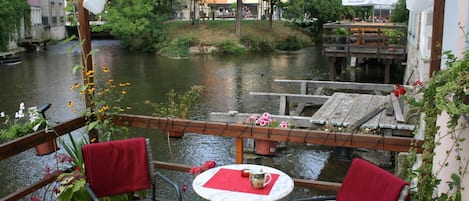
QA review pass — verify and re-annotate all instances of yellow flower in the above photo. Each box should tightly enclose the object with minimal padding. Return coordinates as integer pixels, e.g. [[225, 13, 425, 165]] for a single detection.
[[126, 106, 131, 110], [104, 88, 110, 92], [107, 79, 114, 84], [102, 66, 110, 73], [68, 101, 74, 108], [119, 82, 126, 87], [121, 90, 127, 94], [126, 82, 131, 86], [87, 87, 95, 94]]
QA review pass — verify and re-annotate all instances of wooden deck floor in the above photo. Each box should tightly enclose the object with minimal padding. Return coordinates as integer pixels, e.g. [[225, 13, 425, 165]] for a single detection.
[[311, 92, 414, 132]]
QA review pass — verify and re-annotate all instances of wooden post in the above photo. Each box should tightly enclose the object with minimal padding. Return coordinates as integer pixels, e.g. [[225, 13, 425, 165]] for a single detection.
[[77, 0, 93, 108], [329, 57, 336, 81], [235, 137, 244, 164], [384, 59, 391, 84], [77, 0, 98, 141], [429, 0, 445, 77]]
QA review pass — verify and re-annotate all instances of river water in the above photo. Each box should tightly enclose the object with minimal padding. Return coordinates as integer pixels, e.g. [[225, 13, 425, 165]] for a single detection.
[[0, 40, 391, 200]]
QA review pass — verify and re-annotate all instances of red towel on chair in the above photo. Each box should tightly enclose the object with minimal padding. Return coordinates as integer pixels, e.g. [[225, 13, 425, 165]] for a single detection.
[[336, 158, 408, 201], [82, 137, 152, 197]]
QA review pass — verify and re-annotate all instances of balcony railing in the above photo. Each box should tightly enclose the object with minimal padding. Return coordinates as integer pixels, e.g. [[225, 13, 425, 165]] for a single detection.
[[0, 114, 423, 201]]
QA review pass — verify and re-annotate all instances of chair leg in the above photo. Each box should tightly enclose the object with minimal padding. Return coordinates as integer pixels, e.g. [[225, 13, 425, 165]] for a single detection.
[[85, 184, 100, 201], [155, 171, 183, 201], [292, 195, 337, 201]]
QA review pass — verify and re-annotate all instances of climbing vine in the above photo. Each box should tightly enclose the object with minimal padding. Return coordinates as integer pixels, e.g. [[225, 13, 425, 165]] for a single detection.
[[0, 0, 30, 51], [405, 48, 469, 201]]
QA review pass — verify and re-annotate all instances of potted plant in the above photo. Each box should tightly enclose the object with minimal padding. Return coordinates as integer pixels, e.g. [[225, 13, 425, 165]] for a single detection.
[[332, 28, 349, 50], [0, 102, 57, 155], [145, 85, 205, 138], [246, 112, 289, 156]]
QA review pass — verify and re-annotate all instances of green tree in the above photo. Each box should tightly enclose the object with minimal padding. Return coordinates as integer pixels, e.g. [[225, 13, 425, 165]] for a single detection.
[[390, 0, 408, 22], [102, 0, 167, 52], [283, 0, 306, 19], [0, 0, 30, 51]]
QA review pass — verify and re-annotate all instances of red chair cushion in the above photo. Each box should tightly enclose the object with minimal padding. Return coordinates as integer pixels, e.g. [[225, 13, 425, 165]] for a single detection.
[[336, 158, 408, 201], [82, 137, 152, 197]]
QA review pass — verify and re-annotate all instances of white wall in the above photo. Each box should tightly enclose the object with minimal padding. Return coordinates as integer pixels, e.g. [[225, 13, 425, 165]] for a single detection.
[[434, 0, 469, 199]]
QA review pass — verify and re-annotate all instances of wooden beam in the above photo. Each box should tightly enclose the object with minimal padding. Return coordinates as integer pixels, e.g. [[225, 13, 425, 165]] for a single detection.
[[77, 0, 93, 108], [275, 79, 398, 92], [0, 117, 86, 160], [293, 178, 341, 192], [235, 138, 244, 164], [249, 92, 330, 105], [114, 114, 423, 153], [0, 171, 60, 201], [429, 0, 445, 77]]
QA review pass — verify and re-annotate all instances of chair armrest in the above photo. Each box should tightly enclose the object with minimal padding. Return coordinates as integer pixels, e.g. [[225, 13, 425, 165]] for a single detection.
[[155, 171, 183, 201], [292, 195, 337, 201], [85, 184, 99, 201]]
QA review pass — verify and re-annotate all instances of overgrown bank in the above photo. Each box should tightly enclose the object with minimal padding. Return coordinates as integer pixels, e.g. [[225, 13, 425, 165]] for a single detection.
[[159, 20, 313, 57]]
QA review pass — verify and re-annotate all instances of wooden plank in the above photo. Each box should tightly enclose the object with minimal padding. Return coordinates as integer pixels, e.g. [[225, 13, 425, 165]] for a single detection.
[[342, 94, 373, 127], [279, 95, 289, 115], [249, 92, 330, 105], [391, 94, 405, 122], [275, 80, 396, 92], [328, 93, 359, 126], [209, 112, 315, 128], [311, 93, 347, 124], [377, 96, 397, 129], [361, 95, 385, 129]]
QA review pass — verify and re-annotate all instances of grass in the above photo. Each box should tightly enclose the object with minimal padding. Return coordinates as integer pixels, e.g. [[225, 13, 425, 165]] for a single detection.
[[164, 20, 312, 46]]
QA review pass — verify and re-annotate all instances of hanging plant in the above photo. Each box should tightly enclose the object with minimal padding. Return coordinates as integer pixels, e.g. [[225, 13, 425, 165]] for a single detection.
[[405, 49, 469, 201]]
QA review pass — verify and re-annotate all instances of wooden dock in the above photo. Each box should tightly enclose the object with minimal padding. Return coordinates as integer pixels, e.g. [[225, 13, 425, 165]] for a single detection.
[[322, 22, 407, 83]]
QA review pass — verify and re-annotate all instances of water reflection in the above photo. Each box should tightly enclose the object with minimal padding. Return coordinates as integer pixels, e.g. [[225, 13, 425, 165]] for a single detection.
[[0, 40, 337, 200]]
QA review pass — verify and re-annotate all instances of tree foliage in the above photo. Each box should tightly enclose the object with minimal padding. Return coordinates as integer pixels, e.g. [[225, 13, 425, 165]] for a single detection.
[[390, 0, 408, 23], [102, 0, 167, 52], [0, 0, 30, 51]]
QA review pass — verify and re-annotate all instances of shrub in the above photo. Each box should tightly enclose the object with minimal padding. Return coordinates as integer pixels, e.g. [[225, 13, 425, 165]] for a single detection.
[[214, 40, 246, 55], [161, 35, 199, 58], [240, 34, 275, 53], [275, 35, 308, 51]]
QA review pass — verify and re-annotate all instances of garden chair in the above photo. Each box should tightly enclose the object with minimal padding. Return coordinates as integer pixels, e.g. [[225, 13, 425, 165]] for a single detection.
[[293, 158, 410, 201], [82, 137, 182, 201]]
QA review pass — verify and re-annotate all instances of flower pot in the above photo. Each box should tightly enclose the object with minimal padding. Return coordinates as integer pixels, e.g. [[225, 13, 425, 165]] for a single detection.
[[35, 139, 58, 156], [254, 140, 277, 156], [166, 130, 184, 138]]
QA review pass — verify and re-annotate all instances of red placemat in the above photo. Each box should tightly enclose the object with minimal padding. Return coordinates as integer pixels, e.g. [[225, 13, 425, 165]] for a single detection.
[[203, 168, 280, 195]]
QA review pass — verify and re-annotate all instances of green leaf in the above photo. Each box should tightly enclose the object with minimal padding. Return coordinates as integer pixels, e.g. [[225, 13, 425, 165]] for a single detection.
[[87, 121, 99, 131], [72, 64, 84, 74]]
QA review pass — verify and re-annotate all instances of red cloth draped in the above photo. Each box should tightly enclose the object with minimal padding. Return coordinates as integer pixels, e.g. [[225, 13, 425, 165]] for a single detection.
[[203, 168, 280, 195], [82, 137, 151, 197], [336, 158, 409, 201]]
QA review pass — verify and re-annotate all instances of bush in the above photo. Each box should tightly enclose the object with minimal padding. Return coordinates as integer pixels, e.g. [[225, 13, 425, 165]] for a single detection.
[[275, 35, 308, 51], [161, 35, 199, 58], [240, 34, 275, 53], [214, 40, 246, 55]]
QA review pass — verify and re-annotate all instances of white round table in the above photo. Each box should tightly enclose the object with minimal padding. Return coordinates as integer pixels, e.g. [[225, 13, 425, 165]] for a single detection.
[[192, 164, 294, 201]]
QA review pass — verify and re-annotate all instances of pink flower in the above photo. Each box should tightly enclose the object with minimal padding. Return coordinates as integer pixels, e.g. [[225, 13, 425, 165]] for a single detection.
[[413, 80, 424, 87], [182, 184, 188, 192], [280, 121, 288, 128], [202, 160, 216, 169]]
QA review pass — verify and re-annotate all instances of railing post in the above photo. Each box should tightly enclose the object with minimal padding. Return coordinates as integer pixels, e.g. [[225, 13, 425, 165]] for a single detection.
[[235, 137, 244, 164]]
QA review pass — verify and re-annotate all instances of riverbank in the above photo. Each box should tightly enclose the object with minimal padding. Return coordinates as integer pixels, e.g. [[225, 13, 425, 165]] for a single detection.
[[165, 20, 312, 46]]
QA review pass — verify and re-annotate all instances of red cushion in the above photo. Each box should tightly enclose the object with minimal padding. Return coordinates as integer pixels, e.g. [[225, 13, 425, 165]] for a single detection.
[[82, 137, 152, 197], [336, 158, 408, 201]]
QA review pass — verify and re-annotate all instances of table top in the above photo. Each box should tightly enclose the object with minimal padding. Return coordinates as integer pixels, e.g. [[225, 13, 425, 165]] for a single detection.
[[192, 164, 294, 201], [310, 92, 414, 131]]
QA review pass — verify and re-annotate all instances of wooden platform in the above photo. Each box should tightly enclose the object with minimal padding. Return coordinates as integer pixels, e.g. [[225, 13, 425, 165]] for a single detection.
[[311, 92, 414, 132]]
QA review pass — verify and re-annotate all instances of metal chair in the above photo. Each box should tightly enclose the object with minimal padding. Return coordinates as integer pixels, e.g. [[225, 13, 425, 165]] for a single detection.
[[82, 137, 182, 201], [293, 158, 410, 201]]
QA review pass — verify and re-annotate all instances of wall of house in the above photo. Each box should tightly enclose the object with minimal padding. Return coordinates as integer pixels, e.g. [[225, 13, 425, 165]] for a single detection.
[[433, 0, 469, 199]]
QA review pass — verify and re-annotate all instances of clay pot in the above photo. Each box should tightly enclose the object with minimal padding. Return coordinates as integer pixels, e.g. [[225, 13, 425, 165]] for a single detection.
[[254, 140, 277, 156], [35, 139, 58, 156], [166, 130, 184, 138]]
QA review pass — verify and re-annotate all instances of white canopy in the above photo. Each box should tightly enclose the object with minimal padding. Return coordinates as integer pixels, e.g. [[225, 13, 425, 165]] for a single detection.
[[406, 0, 433, 13]]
